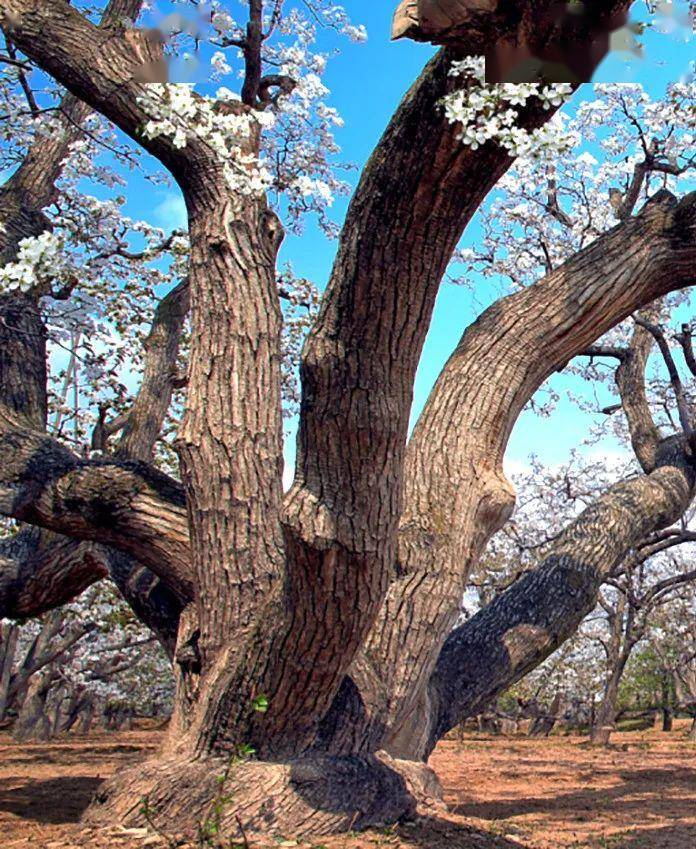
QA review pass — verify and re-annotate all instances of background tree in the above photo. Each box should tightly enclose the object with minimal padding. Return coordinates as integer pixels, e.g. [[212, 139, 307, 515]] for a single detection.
[[1, 582, 173, 739]]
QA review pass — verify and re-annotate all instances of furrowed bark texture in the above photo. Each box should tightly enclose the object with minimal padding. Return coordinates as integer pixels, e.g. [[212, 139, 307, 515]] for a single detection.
[[0, 416, 192, 595], [115, 278, 189, 463], [0, 293, 190, 601], [5, 0, 580, 761], [0, 271, 187, 648], [280, 49, 573, 756], [319, 189, 696, 758], [3, 0, 309, 757], [0, 292, 188, 654], [5, 0, 696, 836], [0, 285, 187, 647], [423, 448, 695, 757], [0, 527, 108, 618], [0, 0, 184, 646]]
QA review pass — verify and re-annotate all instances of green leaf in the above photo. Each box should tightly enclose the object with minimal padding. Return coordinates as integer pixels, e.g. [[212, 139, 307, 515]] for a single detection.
[[252, 694, 269, 713]]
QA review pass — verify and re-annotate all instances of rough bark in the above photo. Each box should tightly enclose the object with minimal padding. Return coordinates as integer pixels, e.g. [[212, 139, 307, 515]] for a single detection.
[[392, 0, 631, 84], [88, 750, 444, 838], [4, 0, 696, 837], [0, 408, 192, 593], [0, 0, 186, 643], [0, 620, 18, 720], [0, 528, 107, 617], [423, 436, 695, 758], [0, 286, 185, 651], [0, 291, 190, 595], [322, 189, 696, 758], [115, 279, 189, 462], [615, 324, 662, 473], [279, 50, 568, 757], [13, 666, 54, 740], [4, 0, 579, 762]]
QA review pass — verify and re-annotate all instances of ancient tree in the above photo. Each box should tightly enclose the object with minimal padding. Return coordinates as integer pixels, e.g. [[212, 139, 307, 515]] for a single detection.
[[0, 0, 695, 838]]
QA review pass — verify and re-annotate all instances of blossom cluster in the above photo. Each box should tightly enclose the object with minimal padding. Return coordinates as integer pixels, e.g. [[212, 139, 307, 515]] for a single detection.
[[138, 84, 275, 198], [0, 231, 66, 292], [442, 57, 574, 156]]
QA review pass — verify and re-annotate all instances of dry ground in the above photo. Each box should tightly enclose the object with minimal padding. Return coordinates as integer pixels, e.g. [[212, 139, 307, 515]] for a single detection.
[[1, 721, 695, 849]]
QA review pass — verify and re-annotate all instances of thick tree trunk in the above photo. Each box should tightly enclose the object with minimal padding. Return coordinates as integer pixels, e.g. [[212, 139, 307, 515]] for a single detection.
[[321, 190, 696, 759], [591, 672, 622, 746], [0, 621, 18, 721], [4, 0, 696, 838], [13, 667, 54, 741], [661, 678, 674, 732], [662, 706, 674, 732], [528, 692, 563, 737]]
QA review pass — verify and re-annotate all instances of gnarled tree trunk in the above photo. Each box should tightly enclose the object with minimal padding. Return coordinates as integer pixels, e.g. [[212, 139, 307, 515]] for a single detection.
[[2, 0, 695, 839]]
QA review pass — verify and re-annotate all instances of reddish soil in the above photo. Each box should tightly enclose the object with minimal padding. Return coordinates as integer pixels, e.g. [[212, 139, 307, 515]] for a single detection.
[[1, 721, 695, 848]]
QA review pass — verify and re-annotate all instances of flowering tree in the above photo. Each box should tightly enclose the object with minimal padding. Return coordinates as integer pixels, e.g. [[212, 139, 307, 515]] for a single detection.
[[0, 0, 695, 839], [1, 584, 173, 740]]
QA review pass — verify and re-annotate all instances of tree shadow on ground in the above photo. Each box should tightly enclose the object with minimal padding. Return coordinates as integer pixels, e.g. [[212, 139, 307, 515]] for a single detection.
[[392, 815, 525, 848], [616, 823, 696, 848], [0, 775, 103, 823], [449, 765, 696, 823]]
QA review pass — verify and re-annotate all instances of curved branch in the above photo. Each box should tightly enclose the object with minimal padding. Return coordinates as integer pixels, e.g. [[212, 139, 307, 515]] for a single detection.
[[633, 315, 694, 439], [0, 528, 181, 656], [0, 527, 108, 618], [323, 189, 696, 756], [615, 322, 661, 473], [273, 49, 574, 754], [425, 436, 696, 757], [115, 278, 190, 462], [0, 409, 192, 599]]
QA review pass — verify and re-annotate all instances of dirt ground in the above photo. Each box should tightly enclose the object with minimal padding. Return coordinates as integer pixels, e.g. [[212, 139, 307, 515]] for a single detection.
[[1, 721, 695, 849]]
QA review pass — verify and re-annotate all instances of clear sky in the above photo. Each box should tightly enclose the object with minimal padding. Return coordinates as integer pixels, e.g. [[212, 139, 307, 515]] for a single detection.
[[122, 0, 694, 487]]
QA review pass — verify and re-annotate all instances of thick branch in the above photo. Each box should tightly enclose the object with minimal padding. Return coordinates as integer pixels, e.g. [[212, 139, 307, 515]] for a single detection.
[[0, 527, 181, 656], [426, 435, 696, 756], [276, 49, 572, 756], [325, 189, 696, 757], [115, 279, 190, 461], [0, 527, 108, 618], [615, 322, 661, 473], [0, 409, 192, 599]]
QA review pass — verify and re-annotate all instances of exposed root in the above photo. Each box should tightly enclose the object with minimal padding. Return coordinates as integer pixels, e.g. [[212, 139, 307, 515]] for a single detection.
[[85, 750, 444, 840]]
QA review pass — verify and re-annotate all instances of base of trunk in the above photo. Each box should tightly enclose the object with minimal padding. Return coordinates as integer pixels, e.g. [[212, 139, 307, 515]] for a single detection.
[[590, 725, 613, 746], [85, 750, 445, 839]]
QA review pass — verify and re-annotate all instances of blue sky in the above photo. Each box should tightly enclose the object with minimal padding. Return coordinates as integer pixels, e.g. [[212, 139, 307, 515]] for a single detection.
[[126, 1, 694, 486]]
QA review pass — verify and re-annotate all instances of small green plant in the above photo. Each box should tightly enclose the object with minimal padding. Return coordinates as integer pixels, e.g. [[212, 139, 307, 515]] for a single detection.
[[139, 795, 179, 849], [251, 694, 269, 713], [196, 690, 269, 847], [196, 745, 255, 847]]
